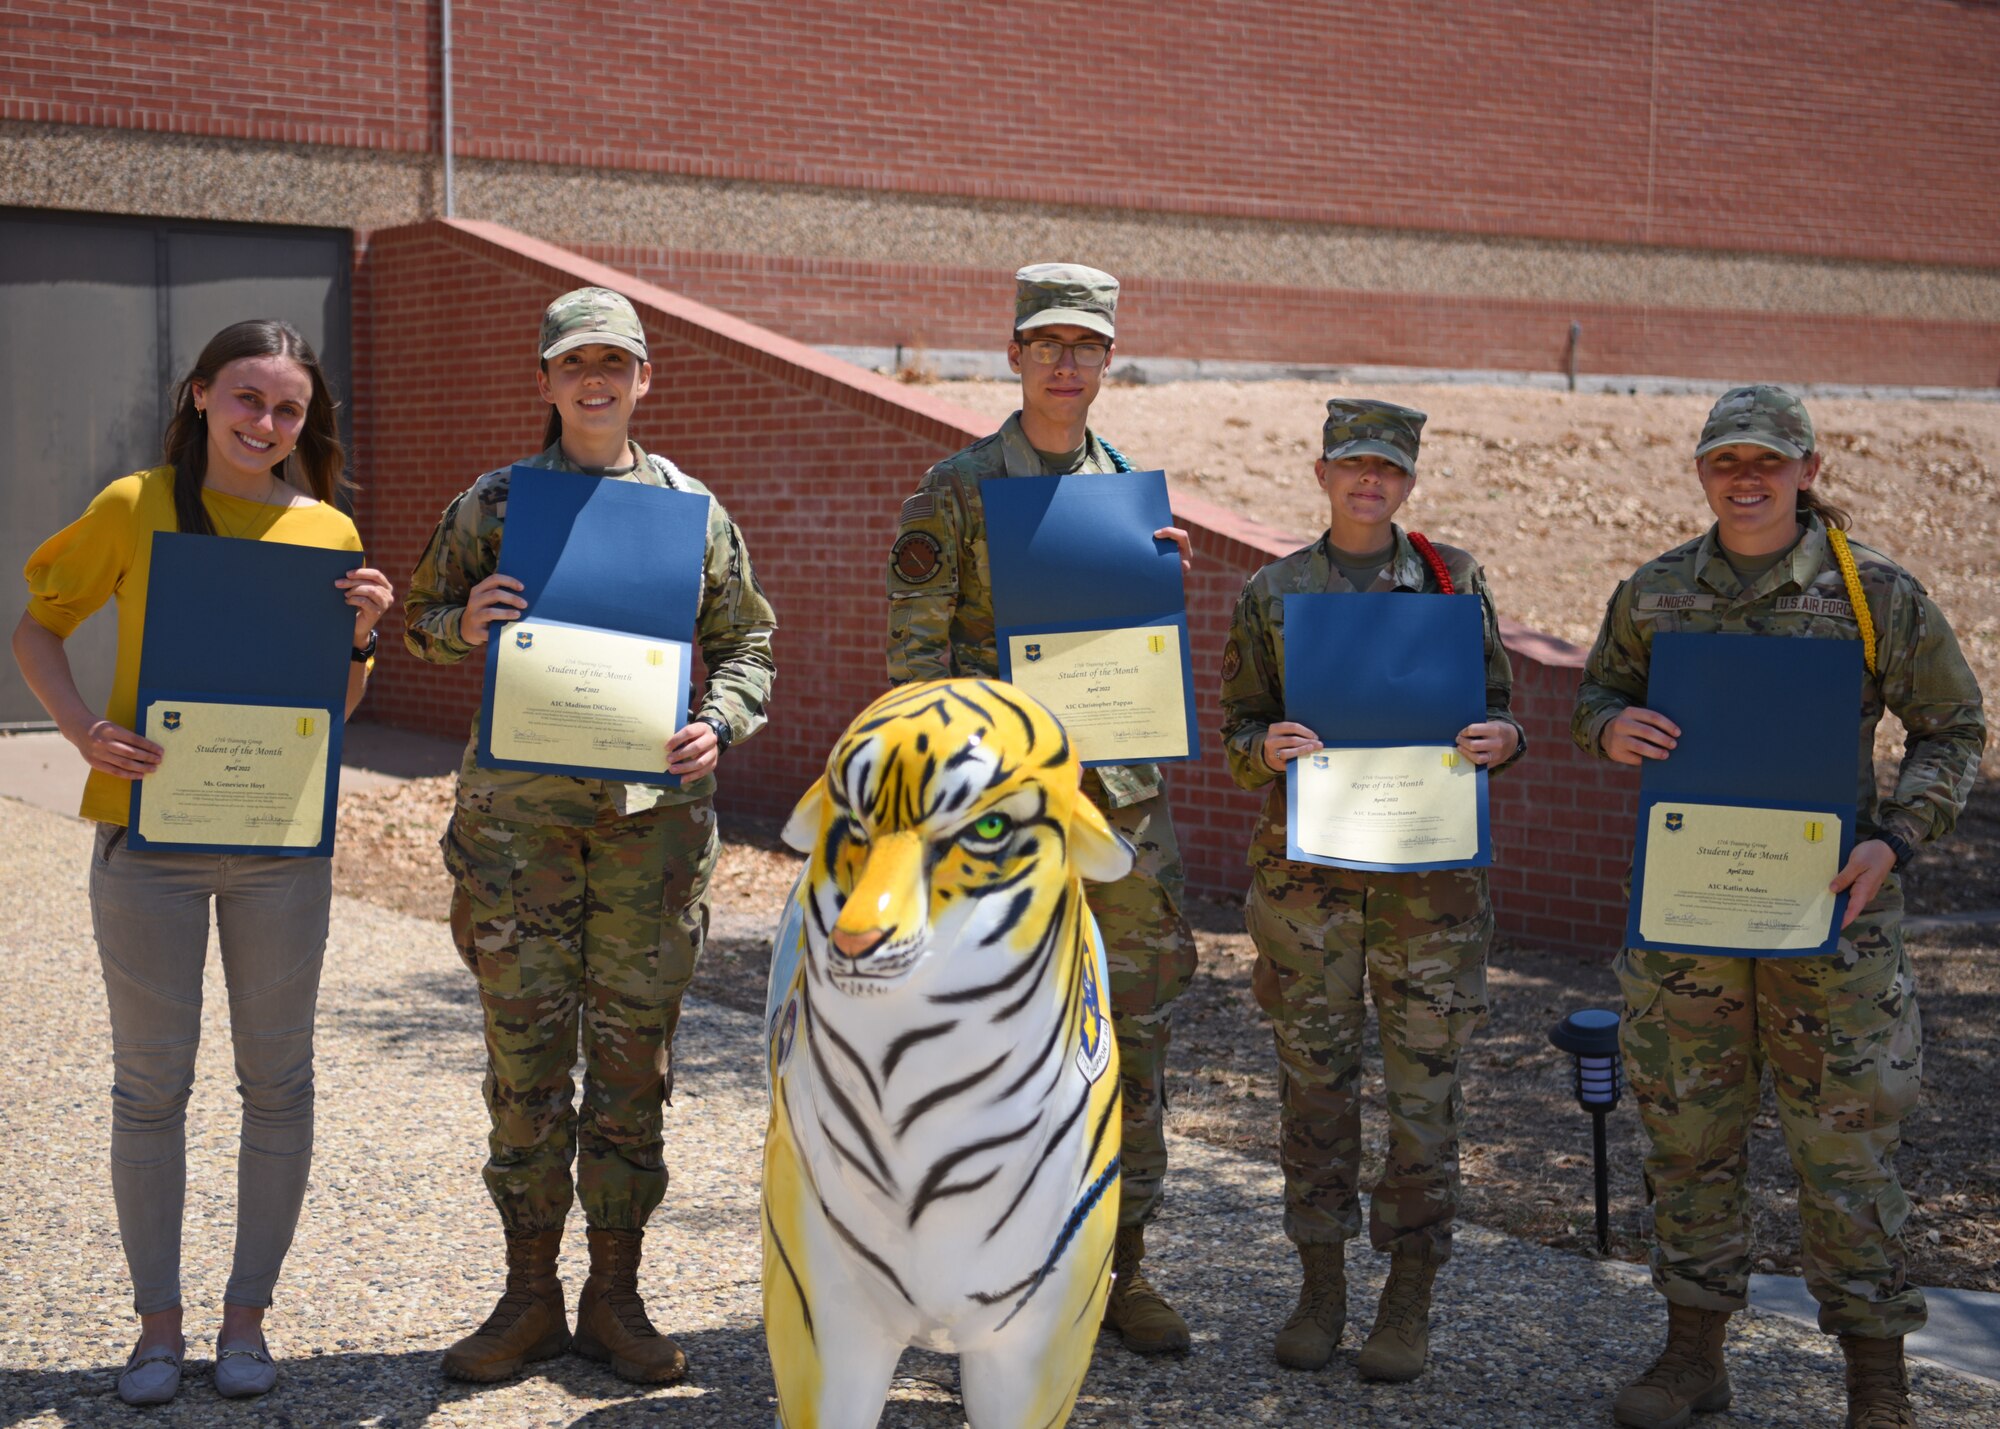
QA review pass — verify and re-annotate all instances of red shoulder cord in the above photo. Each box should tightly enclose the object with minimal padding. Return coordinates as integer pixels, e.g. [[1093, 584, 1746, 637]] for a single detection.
[[1406, 532, 1454, 594]]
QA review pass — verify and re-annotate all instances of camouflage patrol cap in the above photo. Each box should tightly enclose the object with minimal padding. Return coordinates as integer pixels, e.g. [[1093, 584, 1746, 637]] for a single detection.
[[539, 286, 648, 362], [1013, 263, 1117, 340], [1322, 398, 1427, 475], [1695, 384, 1815, 460]]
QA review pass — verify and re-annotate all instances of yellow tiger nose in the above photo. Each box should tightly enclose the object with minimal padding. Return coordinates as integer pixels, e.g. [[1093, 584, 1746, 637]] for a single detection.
[[830, 830, 923, 961]]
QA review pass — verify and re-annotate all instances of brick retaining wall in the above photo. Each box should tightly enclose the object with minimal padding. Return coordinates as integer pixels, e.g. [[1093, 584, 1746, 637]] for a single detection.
[[352, 219, 1641, 952]]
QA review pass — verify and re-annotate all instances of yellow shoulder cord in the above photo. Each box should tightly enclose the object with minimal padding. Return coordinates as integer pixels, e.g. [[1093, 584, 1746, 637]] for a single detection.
[[1826, 527, 1878, 677]]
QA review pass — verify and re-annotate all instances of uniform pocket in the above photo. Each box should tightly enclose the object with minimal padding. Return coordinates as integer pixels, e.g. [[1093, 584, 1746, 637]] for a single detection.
[[443, 814, 520, 992], [1394, 914, 1492, 1052], [1817, 946, 1922, 1133]]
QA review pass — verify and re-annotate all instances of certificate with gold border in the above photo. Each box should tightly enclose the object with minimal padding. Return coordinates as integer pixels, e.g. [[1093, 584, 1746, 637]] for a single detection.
[[1626, 633, 1863, 958], [1002, 624, 1191, 765], [129, 696, 337, 854], [487, 622, 690, 778], [1290, 744, 1484, 868], [1633, 801, 1846, 954]]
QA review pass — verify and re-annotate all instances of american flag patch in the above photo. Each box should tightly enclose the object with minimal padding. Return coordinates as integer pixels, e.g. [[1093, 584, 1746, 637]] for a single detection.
[[900, 491, 935, 524]]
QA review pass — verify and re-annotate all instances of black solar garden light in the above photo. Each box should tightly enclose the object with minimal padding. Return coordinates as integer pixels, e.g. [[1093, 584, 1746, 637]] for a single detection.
[[1548, 1007, 1622, 1255]]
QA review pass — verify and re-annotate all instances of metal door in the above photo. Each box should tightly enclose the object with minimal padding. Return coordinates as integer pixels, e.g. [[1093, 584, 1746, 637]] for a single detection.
[[0, 211, 350, 724]]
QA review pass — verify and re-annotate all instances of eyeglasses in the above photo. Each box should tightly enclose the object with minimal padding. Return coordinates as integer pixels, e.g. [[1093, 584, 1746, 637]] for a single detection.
[[1018, 338, 1111, 369]]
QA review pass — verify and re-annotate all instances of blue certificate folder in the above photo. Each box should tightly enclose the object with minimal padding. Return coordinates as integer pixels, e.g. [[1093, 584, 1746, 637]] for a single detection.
[[983, 469, 1198, 765], [1627, 633, 1863, 957], [476, 466, 706, 784], [1281, 592, 1490, 871], [129, 532, 357, 856]]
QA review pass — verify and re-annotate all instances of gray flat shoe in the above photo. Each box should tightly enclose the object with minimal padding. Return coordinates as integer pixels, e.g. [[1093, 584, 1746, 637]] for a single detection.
[[117, 1343, 184, 1405], [214, 1339, 277, 1398]]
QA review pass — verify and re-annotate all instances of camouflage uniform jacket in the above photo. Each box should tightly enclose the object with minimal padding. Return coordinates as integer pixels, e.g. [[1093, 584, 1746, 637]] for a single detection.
[[886, 410, 1160, 808], [404, 440, 777, 825], [1572, 515, 1985, 847], [1220, 526, 1524, 861]]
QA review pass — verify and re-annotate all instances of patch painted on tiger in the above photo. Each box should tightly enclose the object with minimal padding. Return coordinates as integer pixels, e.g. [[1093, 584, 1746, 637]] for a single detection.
[[1773, 594, 1856, 620], [1076, 951, 1110, 1084], [1220, 638, 1242, 682], [900, 491, 935, 523], [891, 530, 944, 584], [772, 998, 798, 1072]]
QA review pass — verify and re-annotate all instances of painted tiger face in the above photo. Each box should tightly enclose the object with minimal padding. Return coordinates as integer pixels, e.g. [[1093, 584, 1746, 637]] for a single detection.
[[782, 679, 1133, 993]]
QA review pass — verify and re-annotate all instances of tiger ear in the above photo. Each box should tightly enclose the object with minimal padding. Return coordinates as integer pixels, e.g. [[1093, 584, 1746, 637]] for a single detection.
[[782, 776, 829, 854], [1070, 793, 1135, 884]]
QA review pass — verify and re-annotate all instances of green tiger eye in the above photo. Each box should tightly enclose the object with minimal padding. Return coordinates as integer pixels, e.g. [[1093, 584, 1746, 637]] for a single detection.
[[972, 814, 1010, 840]]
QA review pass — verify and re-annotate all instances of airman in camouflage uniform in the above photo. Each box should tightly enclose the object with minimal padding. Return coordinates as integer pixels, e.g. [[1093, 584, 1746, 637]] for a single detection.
[[885, 263, 1202, 1354], [1221, 398, 1523, 1379], [405, 287, 776, 1386], [1574, 386, 1984, 1429]]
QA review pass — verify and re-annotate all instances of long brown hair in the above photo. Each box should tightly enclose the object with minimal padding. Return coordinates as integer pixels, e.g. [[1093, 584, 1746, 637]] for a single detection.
[[161, 320, 347, 536], [1799, 484, 1853, 532], [542, 361, 563, 449]]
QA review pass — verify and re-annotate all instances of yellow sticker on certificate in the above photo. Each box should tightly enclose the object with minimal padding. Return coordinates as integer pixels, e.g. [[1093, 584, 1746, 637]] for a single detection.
[[1293, 744, 1480, 864], [1004, 625, 1191, 764], [489, 622, 686, 774], [1638, 801, 1841, 951], [139, 700, 332, 848]]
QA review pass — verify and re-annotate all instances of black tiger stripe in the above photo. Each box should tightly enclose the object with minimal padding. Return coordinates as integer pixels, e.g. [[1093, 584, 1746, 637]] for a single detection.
[[894, 1050, 1010, 1137], [990, 1008, 1064, 1103], [805, 1010, 896, 1190], [982, 683, 1043, 750], [908, 1117, 1038, 1227], [821, 1197, 916, 1306], [880, 1018, 958, 1083], [981, 1078, 1091, 1244], [927, 905, 1053, 1005], [1073, 1240, 1116, 1327], [1078, 1082, 1120, 1192], [976, 886, 1035, 947], [761, 1202, 816, 1344], [992, 916, 1063, 1023], [823, 1123, 896, 1200], [814, 1001, 883, 1110]]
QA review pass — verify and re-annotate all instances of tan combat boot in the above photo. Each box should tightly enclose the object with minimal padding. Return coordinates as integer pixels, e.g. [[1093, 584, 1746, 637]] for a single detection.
[[1273, 1241, 1347, 1370], [573, 1228, 688, 1384], [1613, 1302, 1733, 1428], [1102, 1226, 1191, 1354], [440, 1229, 570, 1382], [1355, 1252, 1438, 1382], [1840, 1334, 1915, 1429]]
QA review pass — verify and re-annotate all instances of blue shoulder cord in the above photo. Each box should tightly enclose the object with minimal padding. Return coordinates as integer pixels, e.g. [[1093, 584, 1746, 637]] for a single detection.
[[1097, 438, 1134, 474]]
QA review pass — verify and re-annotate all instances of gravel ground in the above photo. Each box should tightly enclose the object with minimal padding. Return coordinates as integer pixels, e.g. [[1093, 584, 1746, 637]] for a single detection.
[[4, 794, 1995, 1428]]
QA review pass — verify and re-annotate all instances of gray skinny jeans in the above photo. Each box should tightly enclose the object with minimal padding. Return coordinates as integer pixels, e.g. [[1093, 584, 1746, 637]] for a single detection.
[[88, 823, 329, 1313]]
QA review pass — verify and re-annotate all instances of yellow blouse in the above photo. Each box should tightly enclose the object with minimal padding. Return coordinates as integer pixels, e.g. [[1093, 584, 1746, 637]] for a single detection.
[[23, 466, 363, 825]]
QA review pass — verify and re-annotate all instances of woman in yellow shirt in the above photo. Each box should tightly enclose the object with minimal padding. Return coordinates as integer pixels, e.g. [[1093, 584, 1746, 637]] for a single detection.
[[11, 320, 392, 1405]]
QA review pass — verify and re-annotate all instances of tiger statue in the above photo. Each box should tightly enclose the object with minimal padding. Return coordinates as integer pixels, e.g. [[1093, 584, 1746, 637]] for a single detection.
[[761, 679, 1132, 1429]]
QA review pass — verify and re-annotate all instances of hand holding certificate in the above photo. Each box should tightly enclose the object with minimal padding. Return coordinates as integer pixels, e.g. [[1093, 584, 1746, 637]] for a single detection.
[[1627, 633, 1862, 957], [1281, 592, 1491, 871], [129, 533, 357, 855], [984, 469, 1198, 766], [477, 467, 708, 784]]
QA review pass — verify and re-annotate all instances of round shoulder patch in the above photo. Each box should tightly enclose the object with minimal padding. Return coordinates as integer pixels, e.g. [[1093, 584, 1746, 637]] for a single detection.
[[891, 530, 944, 585], [1220, 638, 1243, 681]]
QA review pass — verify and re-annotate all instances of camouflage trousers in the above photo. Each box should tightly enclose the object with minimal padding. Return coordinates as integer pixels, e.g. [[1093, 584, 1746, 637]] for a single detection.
[[1090, 789, 1201, 1227], [443, 801, 719, 1235], [1245, 858, 1492, 1260], [1617, 894, 1926, 1337]]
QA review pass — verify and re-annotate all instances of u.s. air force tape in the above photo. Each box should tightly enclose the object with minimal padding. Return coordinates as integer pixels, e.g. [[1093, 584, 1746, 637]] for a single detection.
[[891, 531, 944, 584]]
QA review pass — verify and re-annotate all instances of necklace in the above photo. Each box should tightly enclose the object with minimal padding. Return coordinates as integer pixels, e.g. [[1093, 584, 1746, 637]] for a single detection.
[[205, 471, 284, 539]]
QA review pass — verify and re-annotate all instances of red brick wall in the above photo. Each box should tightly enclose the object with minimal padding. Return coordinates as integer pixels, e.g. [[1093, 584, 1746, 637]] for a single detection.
[[584, 245, 2000, 390], [351, 219, 1639, 951], [8, 1, 1998, 267]]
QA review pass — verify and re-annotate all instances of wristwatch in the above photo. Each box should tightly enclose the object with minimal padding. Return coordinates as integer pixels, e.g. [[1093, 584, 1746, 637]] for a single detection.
[[1878, 830, 1916, 869], [351, 628, 379, 663], [699, 714, 732, 753]]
